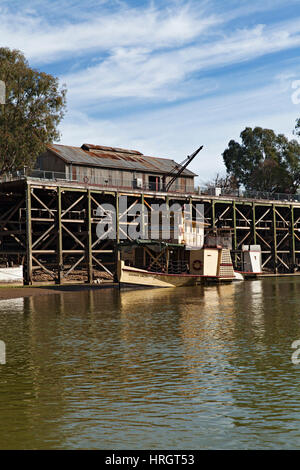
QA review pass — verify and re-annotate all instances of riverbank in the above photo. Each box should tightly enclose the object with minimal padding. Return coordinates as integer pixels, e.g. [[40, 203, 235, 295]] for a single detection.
[[0, 281, 118, 300]]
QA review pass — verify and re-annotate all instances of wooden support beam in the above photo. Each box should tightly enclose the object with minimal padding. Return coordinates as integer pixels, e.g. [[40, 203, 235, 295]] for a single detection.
[[116, 192, 120, 244], [237, 231, 250, 249], [0, 199, 24, 228], [31, 190, 55, 217], [2, 226, 25, 248], [255, 231, 272, 249], [141, 193, 146, 239], [233, 201, 237, 266], [275, 207, 289, 227], [61, 223, 85, 248], [32, 256, 56, 279], [32, 224, 55, 249], [212, 200, 216, 231], [165, 246, 169, 273], [262, 255, 272, 268], [0, 251, 26, 255], [57, 187, 63, 284], [143, 199, 153, 212], [294, 231, 300, 243], [64, 255, 85, 277], [276, 232, 289, 249], [276, 254, 290, 271], [215, 206, 230, 225], [61, 194, 84, 218], [25, 184, 32, 285], [0, 230, 25, 237], [92, 255, 113, 277], [62, 250, 85, 253], [252, 203, 256, 245], [87, 189, 93, 283], [235, 206, 251, 225], [272, 204, 277, 273], [291, 205, 296, 271], [255, 208, 271, 226]]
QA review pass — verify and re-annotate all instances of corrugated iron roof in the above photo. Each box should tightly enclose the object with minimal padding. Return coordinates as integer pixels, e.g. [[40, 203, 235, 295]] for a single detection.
[[81, 143, 143, 155], [47, 144, 197, 177]]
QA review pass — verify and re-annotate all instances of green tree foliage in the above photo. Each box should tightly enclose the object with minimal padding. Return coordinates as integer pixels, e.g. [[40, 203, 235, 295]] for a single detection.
[[0, 48, 66, 175], [222, 127, 300, 193], [296, 118, 300, 137]]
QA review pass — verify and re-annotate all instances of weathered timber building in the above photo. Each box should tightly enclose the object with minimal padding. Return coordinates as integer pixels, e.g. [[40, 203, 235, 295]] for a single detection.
[[35, 143, 196, 193], [0, 142, 300, 285]]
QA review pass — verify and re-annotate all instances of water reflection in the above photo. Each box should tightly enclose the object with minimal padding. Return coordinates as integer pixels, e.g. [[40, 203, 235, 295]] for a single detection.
[[0, 279, 300, 449], [0, 297, 24, 312]]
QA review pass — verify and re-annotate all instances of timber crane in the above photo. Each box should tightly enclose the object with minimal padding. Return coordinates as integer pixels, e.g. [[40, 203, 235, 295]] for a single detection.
[[163, 145, 203, 192]]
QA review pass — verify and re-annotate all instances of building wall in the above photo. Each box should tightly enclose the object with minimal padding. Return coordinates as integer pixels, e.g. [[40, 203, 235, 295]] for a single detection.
[[66, 165, 194, 191], [72, 166, 135, 187], [36, 151, 195, 191], [35, 151, 66, 174]]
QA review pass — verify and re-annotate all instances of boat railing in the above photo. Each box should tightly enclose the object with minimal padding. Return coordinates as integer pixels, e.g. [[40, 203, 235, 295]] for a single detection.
[[168, 260, 189, 274], [145, 260, 189, 274]]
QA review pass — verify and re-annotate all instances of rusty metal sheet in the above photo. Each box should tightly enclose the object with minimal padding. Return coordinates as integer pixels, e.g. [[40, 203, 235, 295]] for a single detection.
[[48, 144, 197, 177], [82, 143, 143, 155]]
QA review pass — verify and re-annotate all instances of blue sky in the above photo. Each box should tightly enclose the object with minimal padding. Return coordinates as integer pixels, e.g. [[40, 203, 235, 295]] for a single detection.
[[1, 0, 300, 185]]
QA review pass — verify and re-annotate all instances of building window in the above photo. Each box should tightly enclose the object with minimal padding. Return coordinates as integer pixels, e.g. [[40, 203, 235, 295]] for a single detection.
[[149, 175, 161, 191]]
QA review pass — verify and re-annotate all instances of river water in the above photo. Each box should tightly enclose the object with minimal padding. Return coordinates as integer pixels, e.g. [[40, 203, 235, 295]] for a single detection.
[[0, 278, 300, 449]]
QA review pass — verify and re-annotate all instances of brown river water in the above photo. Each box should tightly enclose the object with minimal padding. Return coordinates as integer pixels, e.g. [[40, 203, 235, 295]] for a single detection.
[[0, 278, 300, 449]]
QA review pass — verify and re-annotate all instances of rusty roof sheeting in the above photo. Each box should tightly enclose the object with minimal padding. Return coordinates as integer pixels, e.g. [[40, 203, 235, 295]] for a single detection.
[[47, 144, 197, 176], [81, 143, 143, 155]]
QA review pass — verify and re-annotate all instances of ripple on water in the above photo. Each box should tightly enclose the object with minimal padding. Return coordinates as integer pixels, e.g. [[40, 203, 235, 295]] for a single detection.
[[0, 281, 300, 448]]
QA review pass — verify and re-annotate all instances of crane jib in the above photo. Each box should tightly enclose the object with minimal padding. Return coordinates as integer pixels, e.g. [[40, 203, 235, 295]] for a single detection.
[[164, 145, 203, 192]]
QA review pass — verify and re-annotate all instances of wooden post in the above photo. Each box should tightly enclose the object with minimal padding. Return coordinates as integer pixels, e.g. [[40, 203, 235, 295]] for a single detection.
[[116, 192, 120, 244], [114, 191, 120, 281], [233, 201, 237, 267], [212, 200, 216, 231], [25, 183, 32, 285], [87, 189, 93, 283], [56, 187, 63, 284], [252, 202, 257, 245], [291, 204, 296, 272], [273, 204, 277, 273], [166, 195, 169, 241], [141, 193, 145, 239], [166, 246, 169, 273]]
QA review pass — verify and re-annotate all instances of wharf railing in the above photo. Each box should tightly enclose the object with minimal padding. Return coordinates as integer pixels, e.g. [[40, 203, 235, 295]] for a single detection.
[[0, 169, 195, 194], [218, 188, 300, 202], [1, 169, 300, 202]]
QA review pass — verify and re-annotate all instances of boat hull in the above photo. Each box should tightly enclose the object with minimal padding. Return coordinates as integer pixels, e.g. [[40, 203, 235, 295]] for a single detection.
[[117, 261, 236, 288]]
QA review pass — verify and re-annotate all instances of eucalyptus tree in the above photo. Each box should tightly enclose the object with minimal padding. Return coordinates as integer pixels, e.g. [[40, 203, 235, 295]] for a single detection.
[[0, 47, 67, 175], [222, 127, 300, 194], [296, 118, 300, 137]]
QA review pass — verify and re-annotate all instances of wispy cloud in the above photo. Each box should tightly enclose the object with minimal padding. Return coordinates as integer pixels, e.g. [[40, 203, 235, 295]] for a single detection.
[[60, 76, 300, 183], [1, 0, 299, 178], [63, 18, 300, 105], [0, 2, 219, 63], [2, 0, 300, 105]]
